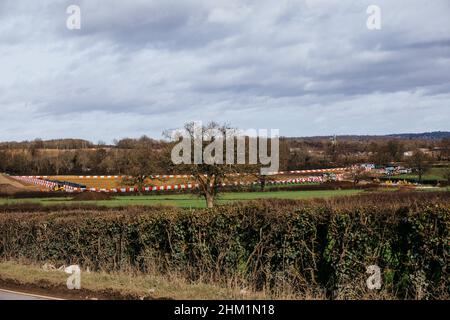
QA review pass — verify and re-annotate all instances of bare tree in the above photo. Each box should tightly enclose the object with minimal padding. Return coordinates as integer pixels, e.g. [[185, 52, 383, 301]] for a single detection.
[[408, 150, 430, 183], [163, 122, 258, 208], [121, 143, 161, 193], [349, 166, 368, 186]]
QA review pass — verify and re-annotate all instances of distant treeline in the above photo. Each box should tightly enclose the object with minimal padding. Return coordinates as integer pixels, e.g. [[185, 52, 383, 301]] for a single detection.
[[0, 136, 165, 150], [0, 138, 94, 150], [0, 136, 449, 175]]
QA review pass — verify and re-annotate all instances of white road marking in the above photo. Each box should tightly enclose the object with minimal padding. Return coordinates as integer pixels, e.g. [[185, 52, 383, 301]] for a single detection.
[[0, 288, 64, 300]]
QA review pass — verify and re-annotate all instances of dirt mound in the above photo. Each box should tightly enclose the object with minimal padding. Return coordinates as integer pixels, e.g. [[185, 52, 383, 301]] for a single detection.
[[0, 184, 23, 195], [0, 174, 41, 192], [72, 192, 112, 201]]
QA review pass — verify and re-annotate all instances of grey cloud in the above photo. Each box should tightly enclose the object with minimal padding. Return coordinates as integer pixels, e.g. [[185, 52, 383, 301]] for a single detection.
[[0, 0, 449, 142]]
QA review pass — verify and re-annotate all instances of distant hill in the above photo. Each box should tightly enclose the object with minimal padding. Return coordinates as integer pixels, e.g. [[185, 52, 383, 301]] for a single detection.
[[385, 131, 450, 140], [286, 131, 450, 141], [1, 132, 449, 146]]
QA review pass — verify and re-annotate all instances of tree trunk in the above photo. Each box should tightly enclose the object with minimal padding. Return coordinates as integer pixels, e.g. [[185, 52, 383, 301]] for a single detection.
[[260, 177, 266, 192], [205, 193, 214, 208]]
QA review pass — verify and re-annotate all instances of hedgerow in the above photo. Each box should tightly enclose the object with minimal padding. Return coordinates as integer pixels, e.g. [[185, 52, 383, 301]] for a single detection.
[[0, 192, 448, 299]]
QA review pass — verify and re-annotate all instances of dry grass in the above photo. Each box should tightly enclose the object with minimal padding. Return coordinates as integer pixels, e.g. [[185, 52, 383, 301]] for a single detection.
[[0, 260, 277, 300], [0, 261, 398, 300]]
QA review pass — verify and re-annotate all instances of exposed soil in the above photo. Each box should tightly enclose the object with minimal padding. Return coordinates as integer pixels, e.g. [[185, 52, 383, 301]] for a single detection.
[[0, 184, 24, 195], [72, 192, 113, 201], [0, 174, 41, 195], [0, 174, 27, 188]]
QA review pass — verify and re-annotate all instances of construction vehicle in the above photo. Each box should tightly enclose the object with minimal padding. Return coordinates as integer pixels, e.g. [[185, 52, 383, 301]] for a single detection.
[[46, 179, 86, 192], [53, 185, 65, 192]]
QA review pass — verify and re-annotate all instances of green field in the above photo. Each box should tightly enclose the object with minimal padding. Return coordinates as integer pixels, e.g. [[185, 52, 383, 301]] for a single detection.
[[0, 189, 363, 208], [389, 167, 449, 181]]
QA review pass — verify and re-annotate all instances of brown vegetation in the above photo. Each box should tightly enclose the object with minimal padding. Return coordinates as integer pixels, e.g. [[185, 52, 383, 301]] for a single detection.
[[1, 135, 449, 176]]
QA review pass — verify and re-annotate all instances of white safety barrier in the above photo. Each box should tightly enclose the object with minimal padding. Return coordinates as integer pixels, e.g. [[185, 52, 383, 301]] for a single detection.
[[11, 176, 80, 193], [11, 175, 325, 193], [12, 166, 350, 193]]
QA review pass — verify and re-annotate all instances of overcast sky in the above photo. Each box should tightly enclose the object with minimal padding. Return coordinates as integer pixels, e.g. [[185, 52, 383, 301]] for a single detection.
[[0, 0, 449, 142]]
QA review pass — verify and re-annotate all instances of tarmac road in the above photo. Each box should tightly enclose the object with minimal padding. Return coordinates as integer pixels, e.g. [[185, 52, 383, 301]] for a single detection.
[[0, 288, 60, 300]]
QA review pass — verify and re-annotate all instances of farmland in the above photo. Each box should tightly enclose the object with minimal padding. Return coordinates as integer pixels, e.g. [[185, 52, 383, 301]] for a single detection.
[[2, 165, 448, 208], [0, 189, 363, 208]]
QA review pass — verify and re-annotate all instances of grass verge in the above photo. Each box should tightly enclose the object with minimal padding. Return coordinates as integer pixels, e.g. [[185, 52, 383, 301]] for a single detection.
[[0, 261, 274, 300]]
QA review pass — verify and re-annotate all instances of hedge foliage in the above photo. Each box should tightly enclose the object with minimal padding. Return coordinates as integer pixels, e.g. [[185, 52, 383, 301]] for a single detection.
[[0, 192, 449, 299]]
